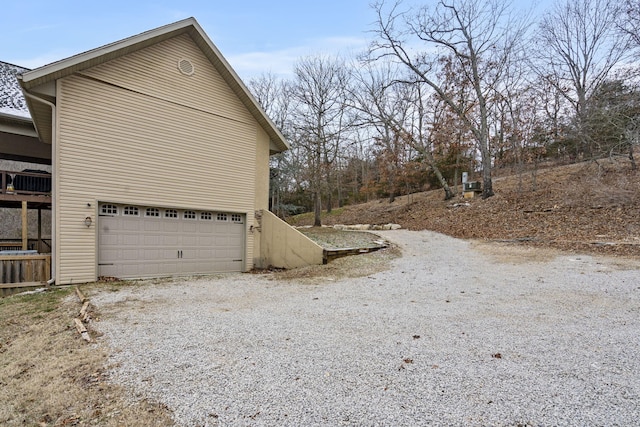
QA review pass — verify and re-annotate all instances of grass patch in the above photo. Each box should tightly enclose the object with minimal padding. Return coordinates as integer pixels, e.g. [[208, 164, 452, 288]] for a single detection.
[[0, 286, 173, 426], [0, 288, 71, 319]]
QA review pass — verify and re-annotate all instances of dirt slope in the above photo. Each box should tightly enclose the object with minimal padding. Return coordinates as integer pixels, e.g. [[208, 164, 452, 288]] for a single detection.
[[290, 159, 640, 257]]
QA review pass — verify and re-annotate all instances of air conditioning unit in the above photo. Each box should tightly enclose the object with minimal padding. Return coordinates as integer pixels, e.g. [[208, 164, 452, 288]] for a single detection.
[[463, 181, 481, 192]]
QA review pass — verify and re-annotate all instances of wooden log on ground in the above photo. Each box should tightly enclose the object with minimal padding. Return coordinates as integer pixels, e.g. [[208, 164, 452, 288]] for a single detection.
[[74, 318, 91, 342], [75, 286, 87, 303], [80, 301, 90, 322]]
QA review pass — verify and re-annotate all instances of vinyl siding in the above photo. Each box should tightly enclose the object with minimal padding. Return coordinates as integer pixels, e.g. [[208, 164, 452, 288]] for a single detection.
[[54, 36, 264, 284], [255, 126, 270, 211], [252, 126, 271, 260], [80, 33, 254, 125]]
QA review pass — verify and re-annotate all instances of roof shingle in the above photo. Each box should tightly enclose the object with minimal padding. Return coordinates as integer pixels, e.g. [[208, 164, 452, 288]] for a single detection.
[[0, 61, 31, 119]]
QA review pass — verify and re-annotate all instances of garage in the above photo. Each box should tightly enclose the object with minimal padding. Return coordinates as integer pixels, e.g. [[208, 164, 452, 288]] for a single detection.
[[98, 203, 245, 279]]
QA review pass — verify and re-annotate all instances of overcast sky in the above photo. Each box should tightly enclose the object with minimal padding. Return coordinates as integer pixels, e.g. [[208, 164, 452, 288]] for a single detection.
[[1, 0, 546, 80]]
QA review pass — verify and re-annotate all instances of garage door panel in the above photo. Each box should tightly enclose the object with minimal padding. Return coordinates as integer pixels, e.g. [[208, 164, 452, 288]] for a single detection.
[[160, 261, 180, 275], [122, 248, 139, 258], [162, 249, 178, 258], [182, 236, 198, 246], [198, 236, 214, 245], [100, 235, 119, 246], [142, 249, 163, 260], [141, 263, 160, 276], [99, 247, 120, 258], [122, 235, 141, 246], [99, 264, 118, 278], [164, 222, 179, 232], [198, 249, 214, 258], [214, 248, 230, 258], [143, 235, 163, 245], [182, 222, 197, 232], [197, 222, 214, 233], [122, 220, 140, 231], [229, 261, 243, 269], [163, 235, 180, 245], [98, 203, 245, 279], [143, 221, 162, 231], [214, 236, 229, 245]]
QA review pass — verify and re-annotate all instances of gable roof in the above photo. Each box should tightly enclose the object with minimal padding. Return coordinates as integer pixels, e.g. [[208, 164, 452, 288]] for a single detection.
[[18, 17, 289, 152], [0, 61, 31, 122]]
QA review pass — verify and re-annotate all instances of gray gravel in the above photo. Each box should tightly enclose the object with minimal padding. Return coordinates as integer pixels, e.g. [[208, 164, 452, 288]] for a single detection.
[[91, 230, 640, 426]]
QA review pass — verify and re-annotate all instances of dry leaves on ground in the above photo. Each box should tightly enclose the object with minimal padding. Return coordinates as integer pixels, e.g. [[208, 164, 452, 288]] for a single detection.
[[291, 159, 640, 258]]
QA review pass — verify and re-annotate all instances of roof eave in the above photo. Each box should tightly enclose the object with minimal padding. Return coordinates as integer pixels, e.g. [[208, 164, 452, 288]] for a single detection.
[[20, 18, 198, 90], [19, 17, 290, 152], [0, 110, 33, 124], [185, 22, 289, 152]]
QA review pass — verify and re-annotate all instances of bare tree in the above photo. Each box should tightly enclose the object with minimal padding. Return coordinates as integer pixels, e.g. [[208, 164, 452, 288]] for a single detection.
[[248, 73, 295, 217], [368, 0, 527, 198], [291, 55, 351, 226], [248, 72, 293, 132], [406, 80, 456, 199], [350, 61, 456, 200], [620, 0, 640, 49], [533, 0, 630, 157]]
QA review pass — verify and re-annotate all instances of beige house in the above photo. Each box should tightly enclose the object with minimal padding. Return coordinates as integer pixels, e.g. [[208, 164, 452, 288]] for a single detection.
[[10, 17, 322, 285]]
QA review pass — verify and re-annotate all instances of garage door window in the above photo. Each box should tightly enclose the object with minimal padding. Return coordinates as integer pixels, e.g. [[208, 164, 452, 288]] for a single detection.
[[165, 209, 178, 218], [145, 208, 160, 217], [231, 214, 243, 223], [217, 213, 227, 221], [101, 204, 118, 215], [200, 212, 212, 220], [123, 206, 139, 216], [184, 210, 196, 220]]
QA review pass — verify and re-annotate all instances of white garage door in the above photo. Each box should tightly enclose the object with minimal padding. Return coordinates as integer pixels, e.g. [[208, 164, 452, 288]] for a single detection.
[[98, 203, 245, 279]]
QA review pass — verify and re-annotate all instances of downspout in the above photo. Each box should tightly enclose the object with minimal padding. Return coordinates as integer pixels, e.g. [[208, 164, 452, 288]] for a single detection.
[[20, 88, 56, 286]]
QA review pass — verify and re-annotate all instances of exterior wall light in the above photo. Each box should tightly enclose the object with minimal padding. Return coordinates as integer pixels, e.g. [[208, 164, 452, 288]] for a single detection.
[[84, 216, 93, 227]]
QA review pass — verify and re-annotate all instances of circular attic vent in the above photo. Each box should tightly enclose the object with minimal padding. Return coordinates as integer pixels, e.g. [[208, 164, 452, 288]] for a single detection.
[[178, 58, 195, 76]]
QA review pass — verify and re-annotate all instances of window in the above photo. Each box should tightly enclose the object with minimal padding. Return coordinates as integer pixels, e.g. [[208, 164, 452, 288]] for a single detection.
[[100, 204, 118, 215], [165, 209, 178, 218], [216, 213, 228, 221], [231, 214, 243, 223], [145, 208, 160, 217], [184, 210, 196, 219], [123, 206, 139, 216], [200, 212, 212, 220]]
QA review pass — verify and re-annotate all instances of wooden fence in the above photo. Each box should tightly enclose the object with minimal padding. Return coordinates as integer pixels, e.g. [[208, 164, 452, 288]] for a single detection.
[[0, 254, 51, 287]]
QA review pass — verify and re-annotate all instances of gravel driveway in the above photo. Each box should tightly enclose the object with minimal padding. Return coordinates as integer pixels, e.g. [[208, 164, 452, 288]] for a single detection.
[[92, 230, 640, 426]]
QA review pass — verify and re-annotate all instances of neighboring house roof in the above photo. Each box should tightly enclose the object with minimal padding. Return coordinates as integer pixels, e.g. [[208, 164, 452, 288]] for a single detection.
[[18, 17, 289, 153], [0, 61, 31, 121]]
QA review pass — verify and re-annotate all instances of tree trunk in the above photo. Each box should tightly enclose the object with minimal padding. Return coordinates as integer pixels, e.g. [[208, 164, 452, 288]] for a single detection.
[[453, 151, 460, 196], [337, 168, 344, 208], [408, 139, 454, 200], [481, 148, 494, 199], [431, 164, 453, 200], [388, 167, 396, 203], [314, 191, 322, 227], [531, 156, 539, 192], [482, 171, 494, 199]]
